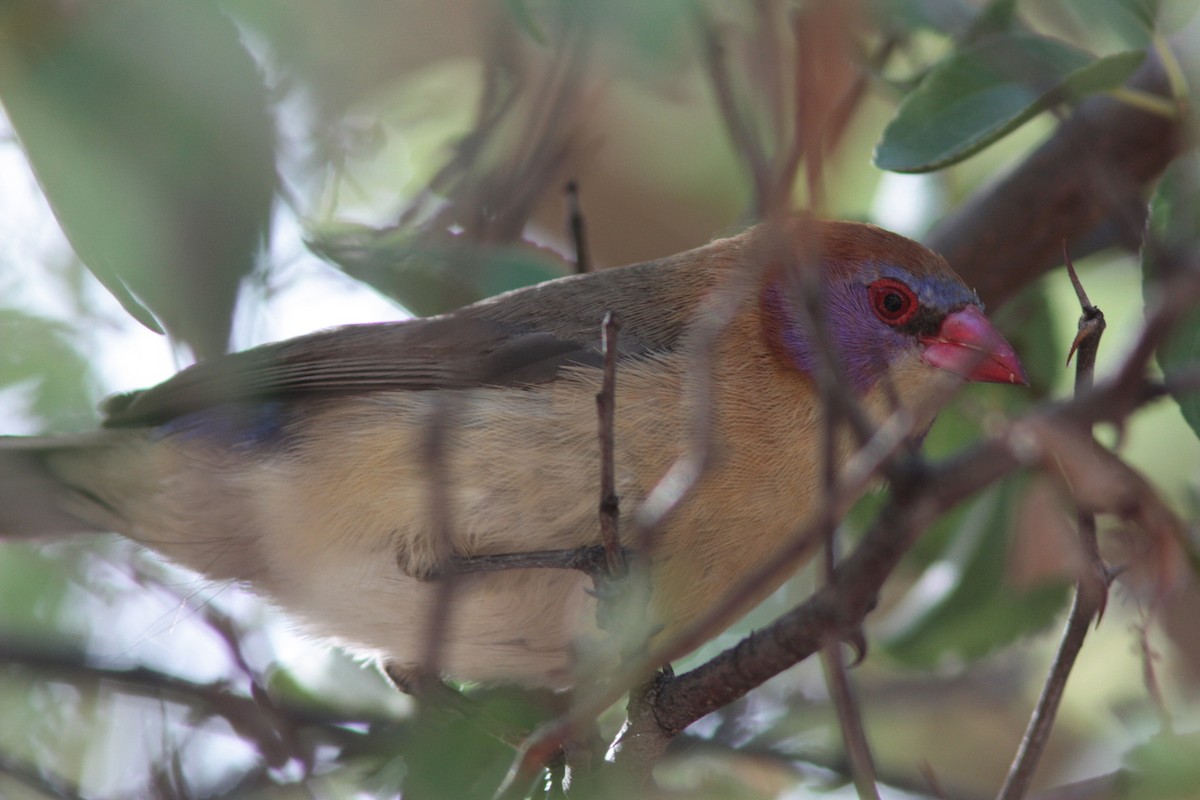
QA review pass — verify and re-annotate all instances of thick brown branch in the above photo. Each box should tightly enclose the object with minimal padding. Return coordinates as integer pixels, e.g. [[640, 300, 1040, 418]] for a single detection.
[[644, 370, 1183, 738], [928, 50, 1185, 308]]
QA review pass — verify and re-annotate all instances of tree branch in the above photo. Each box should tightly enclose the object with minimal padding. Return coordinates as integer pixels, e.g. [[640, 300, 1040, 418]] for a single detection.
[[928, 48, 1185, 308]]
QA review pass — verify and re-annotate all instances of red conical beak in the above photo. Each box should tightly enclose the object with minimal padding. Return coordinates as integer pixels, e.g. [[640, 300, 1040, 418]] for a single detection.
[[919, 306, 1028, 385]]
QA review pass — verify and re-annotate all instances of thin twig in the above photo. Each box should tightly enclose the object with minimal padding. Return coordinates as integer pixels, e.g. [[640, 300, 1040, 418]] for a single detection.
[[1136, 611, 1174, 735], [0, 641, 380, 755], [812, 227, 879, 798], [419, 395, 459, 682], [566, 180, 591, 274], [630, 242, 759, 552], [996, 254, 1108, 800], [1063, 244, 1105, 378], [700, 13, 771, 215], [497, 234, 772, 798], [820, 644, 880, 800], [446, 545, 614, 575], [996, 592, 1099, 800], [597, 312, 625, 575]]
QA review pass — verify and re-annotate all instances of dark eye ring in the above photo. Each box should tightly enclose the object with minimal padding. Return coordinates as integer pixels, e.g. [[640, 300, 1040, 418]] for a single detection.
[[868, 278, 918, 326]]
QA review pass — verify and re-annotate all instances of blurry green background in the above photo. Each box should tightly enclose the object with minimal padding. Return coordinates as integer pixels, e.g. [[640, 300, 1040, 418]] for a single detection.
[[1, 1, 1199, 798]]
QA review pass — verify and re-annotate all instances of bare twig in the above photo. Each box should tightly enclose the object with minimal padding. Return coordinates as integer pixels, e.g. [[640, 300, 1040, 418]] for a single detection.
[[1136, 613, 1174, 736], [497, 234, 774, 797], [821, 643, 880, 800], [810, 223, 880, 800], [566, 180, 591, 274], [630, 241, 760, 552], [996, 591, 1098, 800], [700, 15, 771, 215], [597, 312, 624, 574], [446, 545, 614, 575], [997, 255, 1108, 800], [418, 395, 459, 682], [1063, 245, 1106, 381], [0, 641, 377, 763]]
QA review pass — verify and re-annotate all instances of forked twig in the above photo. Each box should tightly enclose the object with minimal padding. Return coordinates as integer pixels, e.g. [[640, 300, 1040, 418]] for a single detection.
[[997, 248, 1109, 800]]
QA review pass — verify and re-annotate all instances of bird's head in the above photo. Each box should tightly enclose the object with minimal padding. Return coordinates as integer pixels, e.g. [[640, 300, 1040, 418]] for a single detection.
[[760, 220, 1026, 415]]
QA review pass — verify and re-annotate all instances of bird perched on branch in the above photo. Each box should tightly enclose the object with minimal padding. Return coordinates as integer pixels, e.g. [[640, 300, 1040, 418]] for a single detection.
[[0, 218, 1024, 688]]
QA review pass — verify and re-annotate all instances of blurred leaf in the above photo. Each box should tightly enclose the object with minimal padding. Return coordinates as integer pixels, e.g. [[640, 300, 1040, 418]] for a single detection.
[[1145, 152, 1200, 441], [873, 0, 978, 37], [990, 279, 1060, 399], [505, 0, 550, 44], [591, 0, 695, 70], [0, 0, 277, 357], [308, 222, 566, 315], [875, 33, 1144, 173], [0, 309, 96, 429], [395, 689, 553, 800], [1061, 0, 1169, 48], [882, 477, 1071, 667], [224, 0, 480, 119], [0, 544, 73, 640], [962, 0, 1019, 43], [1124, 730, 1200, 799]]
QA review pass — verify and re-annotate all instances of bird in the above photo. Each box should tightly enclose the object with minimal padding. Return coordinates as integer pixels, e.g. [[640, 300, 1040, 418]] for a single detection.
[[0, 218, 1025, 689]]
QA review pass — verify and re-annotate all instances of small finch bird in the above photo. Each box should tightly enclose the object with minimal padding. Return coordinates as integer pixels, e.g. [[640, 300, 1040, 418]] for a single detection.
[[0, 218, 1025, 687]]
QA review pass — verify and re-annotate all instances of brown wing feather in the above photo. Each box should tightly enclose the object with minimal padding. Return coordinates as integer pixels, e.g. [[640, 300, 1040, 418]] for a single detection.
[[102, 315, 599, 427], [101, 229, 741, 429]]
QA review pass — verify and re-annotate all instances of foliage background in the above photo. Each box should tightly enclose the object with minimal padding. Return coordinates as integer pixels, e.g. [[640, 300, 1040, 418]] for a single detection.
[[0, 0, 1199, 798]]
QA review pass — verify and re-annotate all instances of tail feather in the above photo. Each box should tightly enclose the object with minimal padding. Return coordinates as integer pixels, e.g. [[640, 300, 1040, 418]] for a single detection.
[[0, 435, 109, 536]]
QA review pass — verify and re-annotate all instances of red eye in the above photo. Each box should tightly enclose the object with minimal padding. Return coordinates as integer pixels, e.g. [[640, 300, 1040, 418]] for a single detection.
[[868, 278, 917, 325]]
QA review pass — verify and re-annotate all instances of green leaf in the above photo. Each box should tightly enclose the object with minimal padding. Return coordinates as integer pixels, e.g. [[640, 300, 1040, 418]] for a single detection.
[[875, 33, 1145, 173], [1144, 152, 1200, 441], [881, 477, 1071, 667], [989, 279, 1060, 399], [1062, 0, 1169, 48], [504, 0, 550, 44], [875, 0, 978, 37], [962, 0, 1019, 43], [0, 309, 96, 429], [1124, 731, 1200, 799], [0, 0, 277, 357]]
